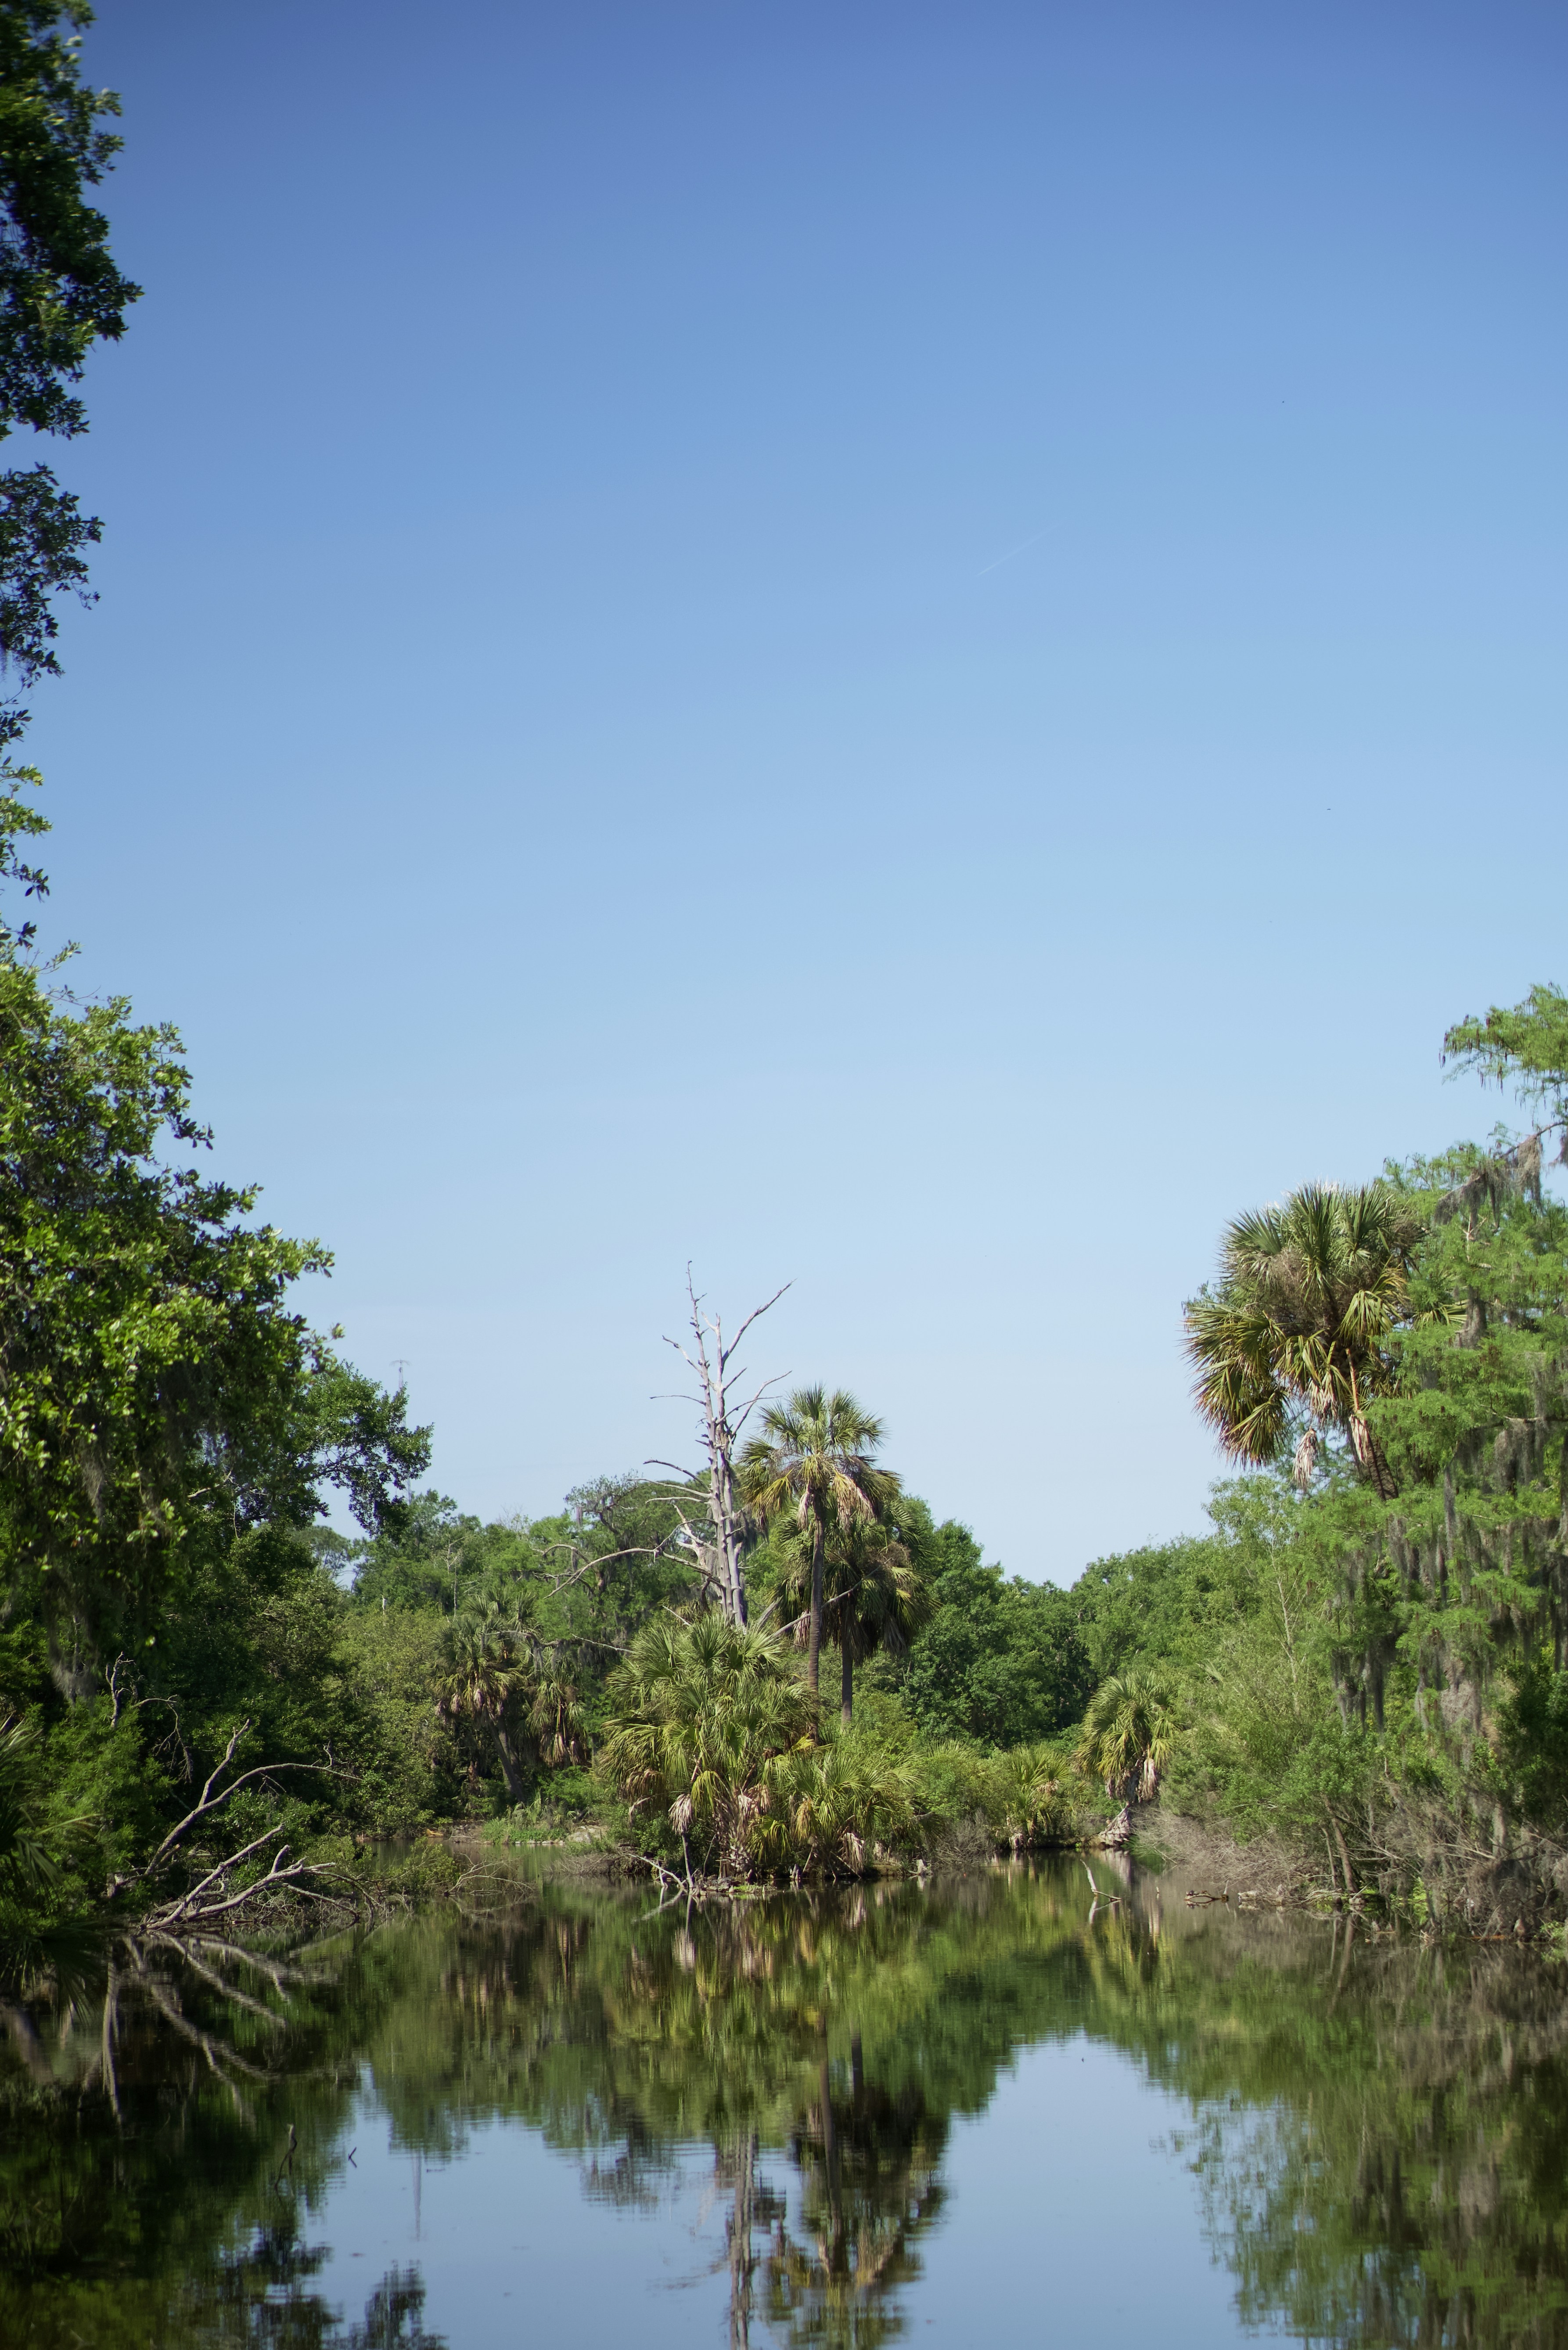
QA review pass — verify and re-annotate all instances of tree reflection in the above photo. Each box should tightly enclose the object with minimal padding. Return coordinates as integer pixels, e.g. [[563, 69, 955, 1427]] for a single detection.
[[6, 1870, 1568, 2346], [760, 2046, 946, 2346]]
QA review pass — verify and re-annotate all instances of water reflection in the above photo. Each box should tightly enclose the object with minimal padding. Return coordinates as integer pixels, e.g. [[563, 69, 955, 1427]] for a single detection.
[[4, 1861, 1568, 2346]]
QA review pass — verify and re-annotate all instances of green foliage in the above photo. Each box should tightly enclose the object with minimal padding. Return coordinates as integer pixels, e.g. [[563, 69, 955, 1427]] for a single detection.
[[1443, 979, 1568, 1133], [1185, 1178, 1426, 1496], [1072, 1666, 1178, 1801], [435, 1583, 587, 1804], [336, 1602, 465, 1825], [1072, 1478, 1295, 1679], [752, 1506, 934, 1724], [0, 1714, 75, 1893], [754, 1735, 917, 1877], [1494, 1653, 1568, 1830], [0, 931, 429, 1673], [740, 1385, 899, 1695], [896, 1510, 1093, 1747], [0, 4, 141, 692], [1114, 998, 1568, 1901], [0, 2, 137, 442], [597, 1611, 817, 1875]]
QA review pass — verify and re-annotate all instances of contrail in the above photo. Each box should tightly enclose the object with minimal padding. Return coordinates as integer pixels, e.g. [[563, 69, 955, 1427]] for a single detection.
[[975, 528, 1048, 579]]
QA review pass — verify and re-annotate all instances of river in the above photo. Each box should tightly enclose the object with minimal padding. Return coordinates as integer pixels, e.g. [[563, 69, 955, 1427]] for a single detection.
[[3, 1854, 1565, 2346]]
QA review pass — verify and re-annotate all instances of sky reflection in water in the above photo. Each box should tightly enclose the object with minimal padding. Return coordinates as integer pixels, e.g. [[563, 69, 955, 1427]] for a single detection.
[[4, 1855, 1567, 2347]]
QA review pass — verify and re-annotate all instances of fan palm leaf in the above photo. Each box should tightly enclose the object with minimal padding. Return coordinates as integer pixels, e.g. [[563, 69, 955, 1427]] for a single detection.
[[1073, 1669, 1178, 1803], [598, 1612, 816, 1878], [738, 1387, 900, 1699], [1185, 1180, 1425, 1499]]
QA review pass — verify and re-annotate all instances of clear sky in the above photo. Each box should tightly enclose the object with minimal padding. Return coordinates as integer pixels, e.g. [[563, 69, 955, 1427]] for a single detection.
[[25, 0, 1568, 1579]]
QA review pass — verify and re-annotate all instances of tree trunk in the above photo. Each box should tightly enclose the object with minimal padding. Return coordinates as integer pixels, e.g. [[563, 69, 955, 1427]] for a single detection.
[[808, 1519, 824, 1698], [493, 1723, 529, 1806], [841, 1632, 853, 1728], [1350, 1412, 1399, 1501], [1367, 1432, 1399, 1501], [712, 1437, 748, 1627]]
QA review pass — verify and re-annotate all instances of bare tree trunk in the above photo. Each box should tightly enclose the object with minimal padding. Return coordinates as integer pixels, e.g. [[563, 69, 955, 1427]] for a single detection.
[[809, 1519, 824, 1697], [660, 1274, 790, 1628]]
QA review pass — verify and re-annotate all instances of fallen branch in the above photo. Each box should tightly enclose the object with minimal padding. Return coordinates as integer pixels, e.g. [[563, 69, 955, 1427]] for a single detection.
[[145, 1834, 341, 1931], [141, 1722, 350, 1881]]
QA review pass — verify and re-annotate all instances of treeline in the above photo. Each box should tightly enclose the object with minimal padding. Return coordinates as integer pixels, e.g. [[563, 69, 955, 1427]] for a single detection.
[[11, 975, 1568, 1931], [4, 7, 1568, 1948]]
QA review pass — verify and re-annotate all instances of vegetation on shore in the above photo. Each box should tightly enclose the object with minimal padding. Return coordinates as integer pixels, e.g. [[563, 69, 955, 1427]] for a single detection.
[[4, 4, 1568, 1957]]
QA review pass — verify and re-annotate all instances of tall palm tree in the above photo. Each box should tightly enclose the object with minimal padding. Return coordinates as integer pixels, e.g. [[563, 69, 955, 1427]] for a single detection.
[[1184, 1180, 1426, 1501], [527, 1662, 587, 1769], [772, 1518, 933, 1725], [739, 1387, 900, 1699]]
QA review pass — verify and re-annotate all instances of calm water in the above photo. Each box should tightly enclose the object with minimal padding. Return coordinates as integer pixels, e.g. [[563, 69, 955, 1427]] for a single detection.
[[4, 1854, 1567, 2348]]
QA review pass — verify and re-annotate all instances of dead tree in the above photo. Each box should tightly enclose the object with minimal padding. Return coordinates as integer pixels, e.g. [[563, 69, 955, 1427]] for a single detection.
[[651, 1271, 790, 1627]]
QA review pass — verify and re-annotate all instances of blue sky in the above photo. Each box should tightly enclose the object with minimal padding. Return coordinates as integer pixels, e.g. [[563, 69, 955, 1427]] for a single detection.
[[25, 0, 1568, 1578]]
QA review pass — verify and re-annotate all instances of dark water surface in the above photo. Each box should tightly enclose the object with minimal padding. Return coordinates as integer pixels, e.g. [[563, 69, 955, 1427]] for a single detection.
[[4, 1855, 1567, 2347]]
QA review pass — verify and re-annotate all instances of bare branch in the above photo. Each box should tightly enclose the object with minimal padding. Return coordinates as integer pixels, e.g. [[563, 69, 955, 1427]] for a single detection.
[[143, 1748, 350, 1879], [148, 1845, 335, 1930], [147, 1825, 289, 1924], [723, 1282, 793, 1355], [653, 1271, 791, 1629], [198, 1722, 251, 1813]]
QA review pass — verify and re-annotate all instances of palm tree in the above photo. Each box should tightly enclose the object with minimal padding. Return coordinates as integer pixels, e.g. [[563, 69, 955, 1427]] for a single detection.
[[436, 1600, 537, 1803], [1073, 1668, 1178, 1802], [739, 1388, 900, 1699], [527, 1662, 587, 1769], [753, 1738, 915, 1878], [772, 1517, 933, 1726], [597, 1612, 815, 1879], [991, 1743, 1072, 1853], [1184, 1180, 1426, 1501]]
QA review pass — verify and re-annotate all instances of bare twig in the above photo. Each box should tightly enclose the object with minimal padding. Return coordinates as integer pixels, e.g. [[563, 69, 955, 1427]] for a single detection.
[[142, 1720, 349, 1879], [147, 1843, 334, 1930], [651, 1272, 791, 1628]]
